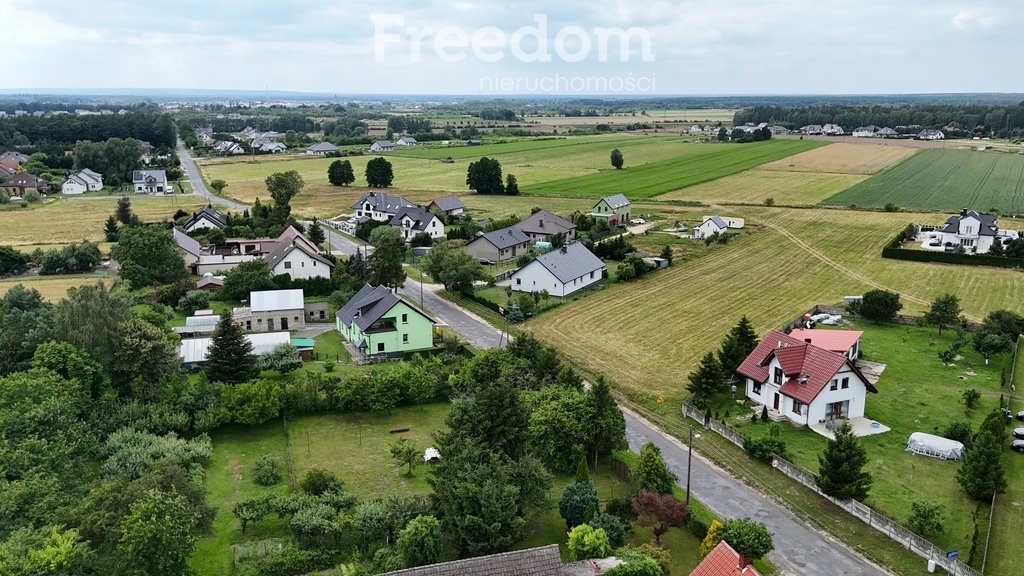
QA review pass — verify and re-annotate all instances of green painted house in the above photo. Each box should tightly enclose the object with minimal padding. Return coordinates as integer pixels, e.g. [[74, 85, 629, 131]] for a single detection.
[[336, 284, 436, 358], [590, 193, 631, 227]]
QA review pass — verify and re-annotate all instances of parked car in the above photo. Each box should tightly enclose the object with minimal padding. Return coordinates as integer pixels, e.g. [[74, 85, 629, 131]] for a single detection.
[[1013, 440, 1024, 453], [1016, 410, 1024, 421], [1015, 428, 1024, 440], [630, 218, 646, 225], [477, 258, 495, 265]]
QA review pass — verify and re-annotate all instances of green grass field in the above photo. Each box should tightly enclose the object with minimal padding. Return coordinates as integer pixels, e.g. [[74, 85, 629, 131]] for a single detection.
[[986, 339, 1024, 576], [656, 170, 866, 206], [824, 149, 1024, 213], [527, 140, 826, 198], [0, 272, 119, 301]]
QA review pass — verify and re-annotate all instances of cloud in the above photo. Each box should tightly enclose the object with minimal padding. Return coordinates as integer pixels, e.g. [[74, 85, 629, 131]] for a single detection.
[[950, 9, 997, 32]]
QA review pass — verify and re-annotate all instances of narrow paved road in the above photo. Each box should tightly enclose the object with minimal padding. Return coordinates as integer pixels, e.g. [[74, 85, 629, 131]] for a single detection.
[[176, 139, 249, 211]]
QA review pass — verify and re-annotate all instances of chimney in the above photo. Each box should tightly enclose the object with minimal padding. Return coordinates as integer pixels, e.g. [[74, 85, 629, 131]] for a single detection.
[[539, 218, 544, 227], [738, 555, 752, 569], [804, 338, 812, 343]]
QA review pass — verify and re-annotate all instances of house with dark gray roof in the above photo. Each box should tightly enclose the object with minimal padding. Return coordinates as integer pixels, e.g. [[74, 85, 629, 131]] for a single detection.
[[390, 206, 445, 241], [369, 140, 395, 152], [172, 227, 202, 268], [265, 240, 334, 280], [936, 209, 1004, 253], [591, 194, 631, 227], [182, 205, 228, 232], [427, 196, 465, 216], [305, 141, 339, 156], [352, 191, 416, 222], [132, 170, 168, 194], [514, 209, 577, 243], [336, 284, 436, 357], [465, 226, 530, 263], [693, 215, 729, 239], [1, 173, 50, 195], [508, 241, 604, 297]]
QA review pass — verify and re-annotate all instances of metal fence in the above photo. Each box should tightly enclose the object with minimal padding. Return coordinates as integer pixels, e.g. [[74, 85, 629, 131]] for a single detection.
[[682, 402, 984, 576]]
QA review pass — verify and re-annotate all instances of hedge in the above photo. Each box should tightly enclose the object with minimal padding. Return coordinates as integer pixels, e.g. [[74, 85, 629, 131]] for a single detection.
[[881, 227, 1024, 269]]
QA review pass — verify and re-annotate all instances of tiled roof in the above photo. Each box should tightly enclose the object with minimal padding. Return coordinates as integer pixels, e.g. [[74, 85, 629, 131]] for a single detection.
[[470, 226, 530, 250], [940, 210, 998, 236], [183, 205, 227, 229], [380, 544, 566, 576], [390, 206, 438, 232], [788, 329, 862, 354], [514, 209, 576, 236], [264, 241, 334, 271], [352, 191, 415, 213], [689, 541, 762, 576]]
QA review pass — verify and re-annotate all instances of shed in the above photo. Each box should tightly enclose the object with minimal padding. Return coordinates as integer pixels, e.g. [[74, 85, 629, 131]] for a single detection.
[[906, 432, 964, 460]]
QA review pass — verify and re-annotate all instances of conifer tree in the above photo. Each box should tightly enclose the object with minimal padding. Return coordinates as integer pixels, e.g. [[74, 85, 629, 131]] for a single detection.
[[815, 421, 872, 501], [717, 316, 759, 377], [687, 352, 725, 411], [205, 316, 258, 384]]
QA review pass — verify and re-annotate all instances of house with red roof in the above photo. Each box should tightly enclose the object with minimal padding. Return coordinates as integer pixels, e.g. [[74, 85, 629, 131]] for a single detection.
[[689, 541, 761, 576], [738, 330, 878, 428]]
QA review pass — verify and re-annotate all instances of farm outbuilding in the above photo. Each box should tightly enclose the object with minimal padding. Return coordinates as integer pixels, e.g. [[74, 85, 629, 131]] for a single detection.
[[906, 432, 964, 461]]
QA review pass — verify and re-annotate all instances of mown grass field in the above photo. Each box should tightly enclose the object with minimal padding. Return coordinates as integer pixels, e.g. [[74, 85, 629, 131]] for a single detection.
[[824, 148, 1024, 213], [527, 140, 825, 198], [528, 207, 1024, 404], [986, 337, 1024, 576], [655, 170, 866, 206], [0, 195, 204, 248], [758, 142, 919, 175], [0, 272, 119, 301]]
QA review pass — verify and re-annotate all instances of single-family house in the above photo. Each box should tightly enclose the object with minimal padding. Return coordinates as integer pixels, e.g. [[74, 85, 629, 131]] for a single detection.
[[514, 209, 577, 243], [876, 127, 899, 138], [768, 125, 790, 135], [702, 215, 744, 229], [917, 129, 945, 141], [179, 331, 291, 368], [0, 151, 29, 164], [305, 142, 340, 156], [590, 194, 631, 227], [336, 284, 436, 358], [61, 169, 103, 195], [379, 545, 572, 576], [369, 140, 395, 152], [426, 196, 465, 216], [466, 139, 482, 146], [396, 137, 418, 146], [1, 173, 50, 196], [935, 209, 1001, 253], [352, 191, 416, 222], [233, 289, 307, 332], [390, 206, 445, 241], [508, 242, 604, 297], [465, 226, 530, 263], [213, 140, 244, 155], [788, 328, 862, 360], [738, 330, 878, 427], [172, 228, 201, 269], [195, 127, 214, 142], [689, 124, 705, 134], [132, 170, 168, 194], [852, 126, 879, 138], [689, 540, 762, 576], [822, 123, 845, 136], [801, 125, 823, 135], [692, 216, 728, 239], [0, 165, 15, 180], [182, 205, 228, 232], [265, 239, 334, 280], [193, 253, 258, 276]]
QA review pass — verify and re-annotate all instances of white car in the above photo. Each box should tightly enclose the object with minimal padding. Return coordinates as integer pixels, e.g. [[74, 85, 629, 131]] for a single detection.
[[630, 218, 646, 225]]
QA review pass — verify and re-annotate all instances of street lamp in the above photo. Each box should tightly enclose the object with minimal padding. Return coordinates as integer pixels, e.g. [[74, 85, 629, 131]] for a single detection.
[[686, 429, 700, 505]]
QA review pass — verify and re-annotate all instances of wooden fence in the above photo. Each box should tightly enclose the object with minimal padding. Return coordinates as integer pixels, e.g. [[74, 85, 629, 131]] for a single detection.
[[682, 401, 984, 576]]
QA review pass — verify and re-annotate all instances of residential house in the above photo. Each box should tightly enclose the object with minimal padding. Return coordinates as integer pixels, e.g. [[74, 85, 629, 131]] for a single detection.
[[369, 140, 395, 152], [514, 209, 577, 243], [0, 151, 28, 164], [182, 205, 228, 232], [352, 191, 415, 222], [0, 159, 19, 173], [132, 170, 168, 194], [265, 239, 334, 280], [692, 216, 728, 239], [395, 137, 418, 146], [852, 126, 879, 138], [233, 289, 307, 332], [876, 127, 899, 138], [768, 125, 790, 135], [426, 196, 465, 216], [917, 129, 945, 141], [800, 125, 823, 135], [172, 228, 202, 269], [255, 140, 287, 153], [61, 169, 103, 195], [138, 140, 155, 163], [336, 284, 436, 358], [466, 139, 482, 146], [788, 328, 862, 360], [194, 275, 224, 293], [179, 331, 291, 368], [379, 544, 575, 576], [305, 142, 339, 156], [508, 242, 604, 297], [738, 330, 878, 427], [193, 253, 258, 276], [390, 206, 445, 241], [935, 209, 1002, 253], [213, 141, 244, 155], [465, 226, 530, 263], [194, 127, 214, 142], [1, 173, 50, 196], [590, 194, 631, 227], [689, 124, 705, 134], [822, 123, 845, 136], [0, 165, 15, 180], [689, 540, 762, 576], [702, 215, 744, 229]]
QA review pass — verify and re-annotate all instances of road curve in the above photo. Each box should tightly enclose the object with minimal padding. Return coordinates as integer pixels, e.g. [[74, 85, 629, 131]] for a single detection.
[[176, 139, 248, 211]]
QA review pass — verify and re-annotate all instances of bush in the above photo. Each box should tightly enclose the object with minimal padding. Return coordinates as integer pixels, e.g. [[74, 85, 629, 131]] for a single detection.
[[301, 467, 344, 496], [23, 189, 41, 203], [743, 423, 788, 463], [589, 512, 626, 548], [235, 546, 336, 576], [177, 290, 210, 316], [220, 379, 282, 425], [567, 524, 611, 561], [944, 421, 973, 447], [605, 497, 637, 525], [253, 455, 282, 486], [907, 501, 945, 537], [560, 481, 600, 529]]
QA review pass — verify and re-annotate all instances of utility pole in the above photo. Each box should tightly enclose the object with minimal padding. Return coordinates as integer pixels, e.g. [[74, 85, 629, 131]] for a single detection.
[[686, 427, 695, 505]]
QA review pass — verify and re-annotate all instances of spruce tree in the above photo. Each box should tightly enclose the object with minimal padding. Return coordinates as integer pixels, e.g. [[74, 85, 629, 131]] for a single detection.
[[717, 316, 759, 377], [686, 352, 724, 411], [205, 316, 258, 384], [104, 215, 120, 242], [307, 221, 326, 246], [958, 412, 1007, 501], [815, 421, 872, 501]]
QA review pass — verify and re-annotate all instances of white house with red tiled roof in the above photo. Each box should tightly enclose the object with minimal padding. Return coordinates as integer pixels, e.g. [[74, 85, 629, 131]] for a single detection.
[[738, 330, 877, 427]]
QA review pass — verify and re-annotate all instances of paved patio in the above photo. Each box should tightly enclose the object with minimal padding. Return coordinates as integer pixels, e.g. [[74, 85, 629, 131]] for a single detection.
[[809, 417, 891, 440]]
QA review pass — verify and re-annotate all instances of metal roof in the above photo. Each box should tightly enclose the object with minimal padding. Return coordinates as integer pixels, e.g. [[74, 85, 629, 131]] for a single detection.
[[598, 194, 630, 210], [178, 332, 291, 364], [470, 226, 530, 250], [172, 227, 202, 257], [250, 289, 305, 312], [517, 241, 604, 284]]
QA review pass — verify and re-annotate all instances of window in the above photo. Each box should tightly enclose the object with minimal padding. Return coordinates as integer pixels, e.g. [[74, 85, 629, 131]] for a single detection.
[[301, 262, 305, 267], [401, 313, 408, 324], [590, 271, 595, 279], [257, 318, 262, 323], [402, 334, 409, 344], [753, 382, 762, 395], [792, 400, 804, 415], [377, 343, 385, 353], [829, 379, 838, 391], [773, 367, 783, 385], [245, 321, 251, 331], [319, 311, 325, 319], [841, 377, 849, 389], [284, 261, 292, 269], [516, 278, 522, 285]]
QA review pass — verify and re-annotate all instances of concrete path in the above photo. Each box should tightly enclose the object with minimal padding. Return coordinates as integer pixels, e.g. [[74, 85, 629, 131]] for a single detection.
[[623, 408, 889, 576], [176, 139, 248, 211]]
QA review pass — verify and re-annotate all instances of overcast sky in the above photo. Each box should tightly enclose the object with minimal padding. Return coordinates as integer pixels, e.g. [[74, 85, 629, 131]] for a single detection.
[[3, 0, 1020, 96]]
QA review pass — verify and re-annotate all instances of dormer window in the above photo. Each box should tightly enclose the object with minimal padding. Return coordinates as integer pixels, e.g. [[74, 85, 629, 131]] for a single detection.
[[773, 367, 783, 385]]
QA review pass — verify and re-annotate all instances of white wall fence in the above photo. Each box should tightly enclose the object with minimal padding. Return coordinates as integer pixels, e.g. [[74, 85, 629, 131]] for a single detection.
[[682, 402, 984, 576]]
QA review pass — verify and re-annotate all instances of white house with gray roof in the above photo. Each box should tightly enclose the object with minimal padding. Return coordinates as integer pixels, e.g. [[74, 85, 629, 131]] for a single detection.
[[352, 191, 416, 222], [305, 142, 339, 156], [390, 206, 445, 241], [132, 170, 168, 194], [369, 140, 395, 152], [692, 215, 729, 239], [465, 226, 530, 263], [507, 241, 604, 297]]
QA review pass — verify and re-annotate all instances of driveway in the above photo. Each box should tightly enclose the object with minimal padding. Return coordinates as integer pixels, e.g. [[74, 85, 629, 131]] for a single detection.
[[399, 277, 507, 350], [176, 139, 248, 211], [623, 409, 889, 576]]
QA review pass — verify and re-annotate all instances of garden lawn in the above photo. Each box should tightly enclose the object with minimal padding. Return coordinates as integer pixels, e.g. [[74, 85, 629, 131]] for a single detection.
[[728, 320, 1010, 560], [312, 329, 351, 362], [823, 148, 1024, 213], [985, 337, 1024, 576]]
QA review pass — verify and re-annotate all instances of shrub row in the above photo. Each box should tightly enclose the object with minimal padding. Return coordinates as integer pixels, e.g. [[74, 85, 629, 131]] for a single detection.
[[882, 227, 1024, 269]]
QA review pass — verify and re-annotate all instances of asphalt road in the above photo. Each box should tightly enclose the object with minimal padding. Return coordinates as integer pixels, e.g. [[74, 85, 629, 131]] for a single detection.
[[176, 140, 248, 211]]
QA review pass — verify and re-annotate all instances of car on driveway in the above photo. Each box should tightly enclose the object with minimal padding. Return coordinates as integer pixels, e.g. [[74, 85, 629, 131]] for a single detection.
[[1013, 440, 1024, 453], [1014, 428, 1024, 440], [630, 218, 646, 225]]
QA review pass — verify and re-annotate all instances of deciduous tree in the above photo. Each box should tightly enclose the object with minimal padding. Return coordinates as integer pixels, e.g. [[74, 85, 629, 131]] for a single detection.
[[111, 225, 187, 288], [924, 293, 962, 334], [610, 148, 624, 169], [113, 489, 197, 576], [368, 226, 407, 289], [567, 524, 611, 560], [328, 159, 355, 186], [53, 282, 131, 371], [395, 515, 443, 568], [366, 157, 394, 188], [719, 518, 774, 560], [632, 490, 688, 545], [852, 289, 903, 323], [466, 157, 504, 195], [389, 438, 420, 477]]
